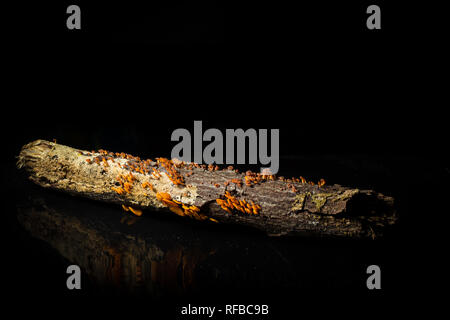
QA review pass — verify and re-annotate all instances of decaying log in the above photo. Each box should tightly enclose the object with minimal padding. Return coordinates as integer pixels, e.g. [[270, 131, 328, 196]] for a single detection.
[[17, 140, 397, 238]]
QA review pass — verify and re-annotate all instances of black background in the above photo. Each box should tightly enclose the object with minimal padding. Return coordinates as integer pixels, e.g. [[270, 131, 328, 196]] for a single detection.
[[2, 1, 448, 318]]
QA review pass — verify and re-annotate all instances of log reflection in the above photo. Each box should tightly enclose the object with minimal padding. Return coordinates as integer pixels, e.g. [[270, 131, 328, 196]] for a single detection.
[[16, 194, 214, 295], [16, 190, 365, 295]]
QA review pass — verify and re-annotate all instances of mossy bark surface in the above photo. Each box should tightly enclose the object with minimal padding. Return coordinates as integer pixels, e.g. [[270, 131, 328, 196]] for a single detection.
[[17, 140, 397, 238]]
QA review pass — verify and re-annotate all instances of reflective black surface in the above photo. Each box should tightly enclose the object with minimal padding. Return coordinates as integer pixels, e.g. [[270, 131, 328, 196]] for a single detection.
[[6, 152, 443, 305]]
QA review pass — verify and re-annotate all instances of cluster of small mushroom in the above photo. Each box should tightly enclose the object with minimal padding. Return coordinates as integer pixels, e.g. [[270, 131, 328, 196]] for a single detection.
[[216, 191, 262, 216], [108, 172, 143, 216], [243, 171, 276, 186], [85, 153, 115, 167], [182, 162, 220, 171], [280, 176, 326, 187], [111, 172, 137, 195], [243, 170, 326, 188], [224, 172, 325, 192], [85, 149, 154, 174], [156, 158, 185, 186], [156, 192, 218, 223], [317, 178, 326, 187], [141, 181, 156, 195], [121, 157, 154, 175], [85, 151, 193, 190], [121, 204, 142, 216]]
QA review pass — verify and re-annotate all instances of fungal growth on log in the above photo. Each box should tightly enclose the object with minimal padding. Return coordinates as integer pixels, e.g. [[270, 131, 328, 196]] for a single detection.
[[16, 140, 397, 238]]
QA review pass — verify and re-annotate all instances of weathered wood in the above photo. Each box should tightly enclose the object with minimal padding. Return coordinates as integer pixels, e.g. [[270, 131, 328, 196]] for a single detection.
[[17, 140, 397, 238]]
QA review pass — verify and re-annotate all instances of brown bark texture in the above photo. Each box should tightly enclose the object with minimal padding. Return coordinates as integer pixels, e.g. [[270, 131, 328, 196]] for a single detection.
[[17, 140, 397, 238]]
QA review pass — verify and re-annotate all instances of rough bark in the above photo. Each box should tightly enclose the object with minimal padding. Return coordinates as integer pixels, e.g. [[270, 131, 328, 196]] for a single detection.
[[17, 139, 397, 238]]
